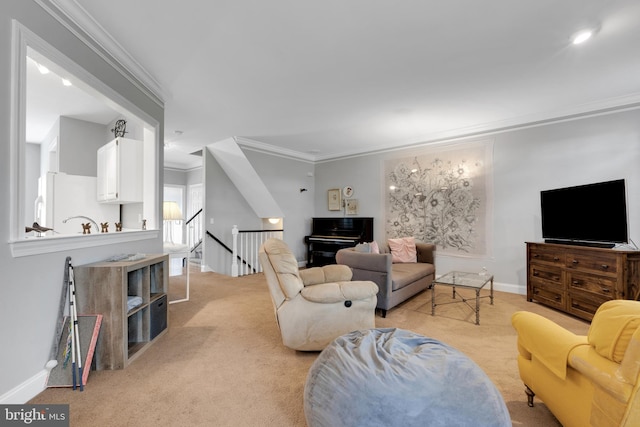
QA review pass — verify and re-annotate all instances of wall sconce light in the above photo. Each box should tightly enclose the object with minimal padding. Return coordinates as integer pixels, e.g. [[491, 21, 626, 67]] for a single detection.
[[268, 218, 280, 224]]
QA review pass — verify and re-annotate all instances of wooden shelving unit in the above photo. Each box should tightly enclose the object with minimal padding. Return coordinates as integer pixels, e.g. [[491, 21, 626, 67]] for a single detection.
[[74, 254, 169, 369]]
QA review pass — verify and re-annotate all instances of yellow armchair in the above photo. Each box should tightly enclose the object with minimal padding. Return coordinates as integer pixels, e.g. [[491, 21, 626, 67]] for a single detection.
[[512, 300, 640, 427]]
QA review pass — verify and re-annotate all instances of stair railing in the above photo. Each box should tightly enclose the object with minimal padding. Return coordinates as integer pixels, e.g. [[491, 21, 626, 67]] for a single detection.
[[231, 225, 284, 277], [185, 208, 202, 257]]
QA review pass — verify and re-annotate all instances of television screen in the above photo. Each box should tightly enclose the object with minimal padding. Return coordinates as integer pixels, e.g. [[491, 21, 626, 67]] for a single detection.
[[541, 179, 628, 246]]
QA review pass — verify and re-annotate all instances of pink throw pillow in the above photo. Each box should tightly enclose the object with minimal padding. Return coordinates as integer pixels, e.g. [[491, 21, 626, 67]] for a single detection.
[[370, 241, 380, 254], [388, 237, 417, 263]]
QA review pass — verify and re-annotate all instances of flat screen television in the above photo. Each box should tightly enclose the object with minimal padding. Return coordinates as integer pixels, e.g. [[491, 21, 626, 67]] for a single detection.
[[540, 179, 628, 248]]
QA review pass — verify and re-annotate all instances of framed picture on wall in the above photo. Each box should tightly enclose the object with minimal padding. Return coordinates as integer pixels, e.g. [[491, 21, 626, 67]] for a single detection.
[[328, 188, 342, 211], [346, 199, 359, 215]]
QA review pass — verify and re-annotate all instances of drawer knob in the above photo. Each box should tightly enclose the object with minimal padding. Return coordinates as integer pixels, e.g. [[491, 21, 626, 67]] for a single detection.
[[553, 257, 560, 261], [572, 259, 579, 264], [554, 296, 561, 301], [533, 254, 540, 258], [602, 288, 610, 293], [601, 264, 609, 270], [572, 280, 581, 286], [533, 271, 539, 276]]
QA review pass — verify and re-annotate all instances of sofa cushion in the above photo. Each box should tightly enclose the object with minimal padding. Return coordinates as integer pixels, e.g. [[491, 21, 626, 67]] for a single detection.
[[588, 300, 640, 363], [569, 345, 633, 403], [354, 243, 370, 253], [354, 241, 381, 254], [391, 263, 435, 291], [388, 237, 417, 263]]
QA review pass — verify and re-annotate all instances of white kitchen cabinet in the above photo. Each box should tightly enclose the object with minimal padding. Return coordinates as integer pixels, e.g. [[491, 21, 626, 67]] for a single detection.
[[97, 137, 143, 203]]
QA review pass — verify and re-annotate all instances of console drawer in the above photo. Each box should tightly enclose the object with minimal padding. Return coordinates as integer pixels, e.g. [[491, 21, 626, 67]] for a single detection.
[[567, 292, 609, 321], [531, 283, 564, 311], [529, 245, 564, 266], [566, 252, 618, 275], [567, 272, 616, 298], [530, 264, 563, 287]]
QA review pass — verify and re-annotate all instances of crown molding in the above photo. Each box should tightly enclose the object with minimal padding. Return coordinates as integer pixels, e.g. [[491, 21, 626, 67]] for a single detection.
[[164, 164, 202, 173], [312, 92, 640, 163], [37, 0, 165, 107], [233, 93, 640, 164], [234, 136, 316, 163]]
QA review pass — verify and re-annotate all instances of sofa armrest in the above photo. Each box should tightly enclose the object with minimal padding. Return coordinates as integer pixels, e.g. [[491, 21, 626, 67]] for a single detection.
[[512, 311, 588, 380], [335, 249, 392, 273], [300, 280, 378, 303], [416, 243, 435, 264]]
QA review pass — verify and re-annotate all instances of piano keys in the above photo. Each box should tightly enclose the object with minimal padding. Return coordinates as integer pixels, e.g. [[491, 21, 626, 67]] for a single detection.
[[304, 217, 374, 267]]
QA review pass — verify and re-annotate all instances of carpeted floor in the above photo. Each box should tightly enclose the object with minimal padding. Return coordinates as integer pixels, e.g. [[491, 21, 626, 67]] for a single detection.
[[30, 267, 590, 426]]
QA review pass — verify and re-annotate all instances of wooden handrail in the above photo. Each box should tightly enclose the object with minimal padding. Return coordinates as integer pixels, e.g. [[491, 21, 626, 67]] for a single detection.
[[185, 208, 202, 225], [206, 230, 256, 273]]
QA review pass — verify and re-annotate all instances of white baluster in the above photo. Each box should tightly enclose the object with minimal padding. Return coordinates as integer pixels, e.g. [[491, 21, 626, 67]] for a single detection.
[[231, 225, 239, 277]]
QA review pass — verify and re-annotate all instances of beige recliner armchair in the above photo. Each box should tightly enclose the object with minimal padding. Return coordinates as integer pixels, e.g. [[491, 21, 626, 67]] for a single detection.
[[259, 238, 378, 351]]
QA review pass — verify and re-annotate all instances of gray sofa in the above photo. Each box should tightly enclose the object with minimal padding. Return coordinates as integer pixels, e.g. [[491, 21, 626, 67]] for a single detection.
[[336, 242, 435, 317]]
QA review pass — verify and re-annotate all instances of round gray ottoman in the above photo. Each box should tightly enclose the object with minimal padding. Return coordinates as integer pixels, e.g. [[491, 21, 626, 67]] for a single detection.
[[304, 328, 510, 427]]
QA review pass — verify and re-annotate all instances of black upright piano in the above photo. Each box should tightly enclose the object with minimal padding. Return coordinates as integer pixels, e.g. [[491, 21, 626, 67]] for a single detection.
[[304, 217, 374, 267]]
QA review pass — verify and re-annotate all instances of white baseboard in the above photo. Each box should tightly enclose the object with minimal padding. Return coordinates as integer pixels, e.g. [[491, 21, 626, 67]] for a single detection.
[[201, 264, 214, 273], [0, 369, 47, 404], [494, 281, 526, 295]]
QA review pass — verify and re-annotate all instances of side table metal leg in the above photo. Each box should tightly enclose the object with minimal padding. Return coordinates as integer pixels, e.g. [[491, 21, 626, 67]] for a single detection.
[[490, 276, 494, 305], [475, 288, 480, 325], [431, 284, 436, 316]]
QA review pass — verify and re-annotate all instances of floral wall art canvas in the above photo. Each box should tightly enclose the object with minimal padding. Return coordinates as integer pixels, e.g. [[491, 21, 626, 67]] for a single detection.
[[385, 141, 493, 257]]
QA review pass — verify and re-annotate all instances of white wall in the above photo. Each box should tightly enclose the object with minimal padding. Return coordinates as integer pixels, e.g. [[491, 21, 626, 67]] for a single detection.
[[58, 116, 106, 176], [201, 148, 315, 272], [244, 149, 315, 262], [164, 168, 188, 186], [24, 143, 40, 226], [203, 148, 261, 273], [0, 1, 164, 401], [314, 109, 640, 294]]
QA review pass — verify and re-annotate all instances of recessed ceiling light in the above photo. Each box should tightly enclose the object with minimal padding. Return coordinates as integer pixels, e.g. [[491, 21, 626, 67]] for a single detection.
[[572, 29, 593, 45]]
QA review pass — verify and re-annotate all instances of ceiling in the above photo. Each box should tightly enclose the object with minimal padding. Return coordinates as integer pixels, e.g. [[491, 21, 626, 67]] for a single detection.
[[44, 0, 640, 169], [26, 49, 120, 143]]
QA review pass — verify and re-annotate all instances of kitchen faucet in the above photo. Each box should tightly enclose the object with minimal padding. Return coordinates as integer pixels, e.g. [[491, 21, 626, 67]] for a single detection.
[[63, 216, 100, 233]]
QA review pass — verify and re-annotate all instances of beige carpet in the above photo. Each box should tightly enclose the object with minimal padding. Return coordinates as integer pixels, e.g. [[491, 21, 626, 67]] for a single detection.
[[30, 267, 590, 426]]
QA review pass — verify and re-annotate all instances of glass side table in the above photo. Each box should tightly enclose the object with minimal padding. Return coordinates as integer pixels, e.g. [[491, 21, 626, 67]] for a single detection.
[[431, 271, 494, 325]]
